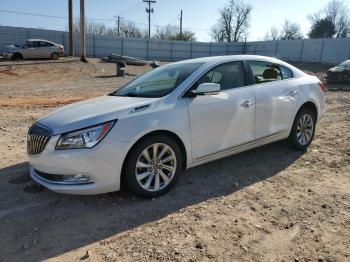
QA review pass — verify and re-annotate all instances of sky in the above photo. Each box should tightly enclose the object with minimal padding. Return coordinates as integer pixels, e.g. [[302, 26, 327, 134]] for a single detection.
[[0, 0, 335, 42]]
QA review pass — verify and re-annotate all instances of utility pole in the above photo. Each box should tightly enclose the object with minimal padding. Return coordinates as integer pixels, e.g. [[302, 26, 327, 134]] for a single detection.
[[80, 0, 87, 62], [117, 16, 121, 36], [68, 0, 74, 57], [143, 0, 156, 38], [113, 16, 122, 36], [180, 9, 183, 39]]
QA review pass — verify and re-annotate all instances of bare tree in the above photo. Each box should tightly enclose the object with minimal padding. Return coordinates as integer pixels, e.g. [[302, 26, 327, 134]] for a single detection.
[[264, 20, 303, 41], [211, 0, 252, 42], [73, 19, 145, 38], [308, 0, 350, 38], [73, 19, 108, 35], [279, 20, 303, 40], [154, 25, 196, 41], [264, 26, 279, 41], [324, 0, 350, 37], [118, 21, 145, 38]]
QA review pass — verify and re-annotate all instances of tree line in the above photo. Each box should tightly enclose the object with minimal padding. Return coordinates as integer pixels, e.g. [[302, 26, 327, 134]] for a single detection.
[[213, 0, 350, 42], [76, 0, 349, 42], [73, 19, 196, 41]]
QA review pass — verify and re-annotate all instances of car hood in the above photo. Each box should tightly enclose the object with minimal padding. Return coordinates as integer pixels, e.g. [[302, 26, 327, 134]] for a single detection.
[[38, 95, 161, 135], [4, 44, 20, 50], [328, 67, 344, 73]]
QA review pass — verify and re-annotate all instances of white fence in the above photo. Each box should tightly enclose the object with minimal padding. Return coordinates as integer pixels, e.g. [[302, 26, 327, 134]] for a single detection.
[[1, 26, 350, 64]]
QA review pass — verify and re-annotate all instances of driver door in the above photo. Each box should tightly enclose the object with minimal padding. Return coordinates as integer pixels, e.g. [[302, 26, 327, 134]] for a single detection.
[[22, 41, 40, 59], [185, 62, 255, 160]]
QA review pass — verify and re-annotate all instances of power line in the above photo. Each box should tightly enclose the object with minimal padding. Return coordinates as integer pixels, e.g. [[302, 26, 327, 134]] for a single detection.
[[0, 8, 210, 33], [118, 3, 143, 15], [118, 4, 144, 16], [0, 9, 67, 19], [122, 6, 145, 17]]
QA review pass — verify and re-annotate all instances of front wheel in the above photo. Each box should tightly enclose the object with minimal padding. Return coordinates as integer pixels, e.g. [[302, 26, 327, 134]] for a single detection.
[[288, 108, 316, 151], [124, 135, 183, 198]]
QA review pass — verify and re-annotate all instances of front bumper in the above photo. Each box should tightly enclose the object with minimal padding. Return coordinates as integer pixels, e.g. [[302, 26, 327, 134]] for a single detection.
[[1, 51, 13, 60], [28, 134, 130, 195]]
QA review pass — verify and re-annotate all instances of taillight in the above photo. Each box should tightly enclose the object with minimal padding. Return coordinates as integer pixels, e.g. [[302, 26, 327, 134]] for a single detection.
[[319, 82, 326, 92]]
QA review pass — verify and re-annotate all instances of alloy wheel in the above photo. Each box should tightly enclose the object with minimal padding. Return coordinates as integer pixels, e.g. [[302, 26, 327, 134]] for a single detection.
[[296, 114, 314, 145], [135, 143, 177, 192]]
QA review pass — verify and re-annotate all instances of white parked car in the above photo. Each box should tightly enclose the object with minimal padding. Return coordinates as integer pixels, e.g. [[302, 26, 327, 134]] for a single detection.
[[27, 55, 325, 197], [1, 39, 64, 60]]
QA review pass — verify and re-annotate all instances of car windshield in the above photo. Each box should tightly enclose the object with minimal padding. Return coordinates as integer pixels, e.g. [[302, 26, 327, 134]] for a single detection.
[[111, 62, 204, 98], [337, 61, 350, 68]]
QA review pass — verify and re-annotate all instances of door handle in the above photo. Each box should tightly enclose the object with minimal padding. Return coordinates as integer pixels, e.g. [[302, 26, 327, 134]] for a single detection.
[[240, 101, 253, 108], [287, 90, 299, 97]]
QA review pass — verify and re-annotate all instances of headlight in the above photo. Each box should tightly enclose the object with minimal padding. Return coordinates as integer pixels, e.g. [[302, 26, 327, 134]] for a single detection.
[[7, 50, 15, 53], [56, 120, 116, 150]]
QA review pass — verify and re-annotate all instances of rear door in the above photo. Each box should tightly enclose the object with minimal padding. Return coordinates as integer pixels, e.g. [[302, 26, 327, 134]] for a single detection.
[[248, 61, 300, 139], [186, 61, 256, 160], [39, 41, 55, 58]]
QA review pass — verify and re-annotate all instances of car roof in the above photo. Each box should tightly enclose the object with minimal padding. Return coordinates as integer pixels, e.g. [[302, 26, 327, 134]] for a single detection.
[[175, 55, 286, 64], [174, 55, 305, 77], [27, 39, 56, 44]]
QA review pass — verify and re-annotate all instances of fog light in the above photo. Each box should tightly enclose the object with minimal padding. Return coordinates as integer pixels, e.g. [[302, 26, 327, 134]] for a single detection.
[[62, 174, 93, 184]]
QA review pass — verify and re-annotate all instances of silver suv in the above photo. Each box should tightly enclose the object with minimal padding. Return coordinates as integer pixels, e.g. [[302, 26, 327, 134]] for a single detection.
[[1, 39, 64, 60]]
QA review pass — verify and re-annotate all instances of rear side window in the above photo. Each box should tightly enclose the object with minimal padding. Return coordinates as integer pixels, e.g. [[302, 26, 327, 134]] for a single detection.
[[280, 65, 293, 79], [196, 62, 245, 91], [249, 61, 293, 84], [40, 41, 54, 47]]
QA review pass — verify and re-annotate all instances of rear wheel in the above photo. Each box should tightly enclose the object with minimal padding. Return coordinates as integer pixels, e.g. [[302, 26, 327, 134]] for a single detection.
[[51, 53, 60, 60], [124, 135, 183, 198], [288, 108, 316, 151]]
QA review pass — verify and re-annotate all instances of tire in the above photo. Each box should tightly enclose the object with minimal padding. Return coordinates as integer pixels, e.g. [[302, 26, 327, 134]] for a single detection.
[[124, 134, 183, 198], [11, 53, 23, 60], [288, 107, 316, 151], [51, 53, 60, 60]]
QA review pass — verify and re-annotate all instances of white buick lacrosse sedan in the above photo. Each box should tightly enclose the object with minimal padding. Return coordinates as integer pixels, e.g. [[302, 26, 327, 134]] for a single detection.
[[28, 55, 325, 197]]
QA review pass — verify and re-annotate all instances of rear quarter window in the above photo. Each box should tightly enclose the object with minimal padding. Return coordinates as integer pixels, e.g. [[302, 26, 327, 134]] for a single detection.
[[280, 66, 294, 79]]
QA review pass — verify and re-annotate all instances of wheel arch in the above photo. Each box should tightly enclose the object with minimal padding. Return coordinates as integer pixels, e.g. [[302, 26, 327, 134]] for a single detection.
[[297, 101, 318, 120], [120, 129, 188, 186]]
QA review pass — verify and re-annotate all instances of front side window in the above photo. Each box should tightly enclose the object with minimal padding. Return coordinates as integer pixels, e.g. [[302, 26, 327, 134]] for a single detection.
[[25, 41, 38, 48], [194, 62, 245, 91], [111, 62, 203, 98], [249, 61, 293, 84]]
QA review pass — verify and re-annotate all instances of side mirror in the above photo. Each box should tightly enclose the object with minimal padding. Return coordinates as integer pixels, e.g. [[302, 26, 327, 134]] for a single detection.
[[187, 83, 220, 97]]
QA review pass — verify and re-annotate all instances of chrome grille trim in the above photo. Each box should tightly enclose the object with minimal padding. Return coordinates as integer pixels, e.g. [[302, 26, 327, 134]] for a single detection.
[[27, 123, 52, 155]]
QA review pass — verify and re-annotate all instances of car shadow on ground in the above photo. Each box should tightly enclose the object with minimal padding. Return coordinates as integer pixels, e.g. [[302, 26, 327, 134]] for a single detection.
[[0, 141, 304, 261], [0, 58, 79, 67]]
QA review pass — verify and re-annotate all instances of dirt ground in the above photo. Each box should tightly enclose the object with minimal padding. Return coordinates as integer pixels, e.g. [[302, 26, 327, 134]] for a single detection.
[[0, 58, 349, 262]]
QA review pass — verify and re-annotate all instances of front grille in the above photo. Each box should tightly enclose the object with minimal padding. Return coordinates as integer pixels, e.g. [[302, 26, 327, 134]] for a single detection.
[[27, 123, 52, 155]]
